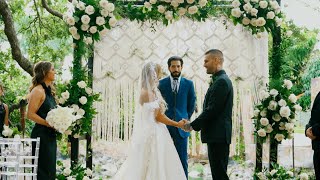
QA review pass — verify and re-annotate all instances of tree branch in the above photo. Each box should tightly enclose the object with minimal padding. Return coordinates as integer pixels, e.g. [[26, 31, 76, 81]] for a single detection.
[[0, 0, 34, 76], [41, 0, 63, 19]]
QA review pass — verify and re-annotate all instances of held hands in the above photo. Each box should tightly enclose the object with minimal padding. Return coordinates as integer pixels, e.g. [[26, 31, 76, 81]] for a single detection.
[[306, 127, 316, 140], [180, 118, 193, 132], [177, 119, 188, 128]]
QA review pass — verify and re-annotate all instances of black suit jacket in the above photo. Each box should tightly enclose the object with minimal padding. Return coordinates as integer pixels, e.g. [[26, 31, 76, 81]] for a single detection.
[[306, 91, 320, 150], [191, 70, 233, 144]]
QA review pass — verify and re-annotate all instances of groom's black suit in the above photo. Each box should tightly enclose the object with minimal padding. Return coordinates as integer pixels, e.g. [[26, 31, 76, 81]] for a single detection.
[[190, 70, 233, 180], [305, 91, 320, 179]]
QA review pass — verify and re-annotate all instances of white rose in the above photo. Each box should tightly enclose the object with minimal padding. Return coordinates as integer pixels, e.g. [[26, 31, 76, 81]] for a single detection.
[[268, 100, 277, 111], [269, 89, 278, 97], [81, 24, 90, 31], [76, 2, 86, 11], [260, 118, 269, 126], [99, 28, 109, 36], [274, 134, 285, 142], [283, 79, 293, 90], [79, 96, 88, 105], [77, 108, 85, 116], [83, 176, 90, 180], [85, 5, 95, 15], [275, 17, 282, 27], [280, 106, 291, 118], [288, 94, 297, 103], [96, 17, 106, 26], [100, 9, 109, 17], [72, 0, 78, 6], [299, 173, 309, 180], [266, 124, 273, 133], [259, 90, 269, 100], [278, 99, 287, 107], [257, 129, 266, 137], [85, 168, 93, 176], [61, 91, 70, 100], [254, 109, 260, 117], [272, 113, 281, 122], [259, 1, 268, 9], [72, 33, 80, 40], [81, 15, 91, 24], [144, 2, 152, 9], [286, 30, 293, 37], [68, 26, 77, 35], [188, 6, 198, 15], [108, 17, 117, 27], [260, 109, 267, 117], [250, 18, 257, 27], [242, 17, 250, 25], [250, 8, 258, 17], [270, 169, 278, 176], [266, 11, 275, 19], [165, 11, 173, 20], [232, 0, 241, 8], [66, 17, 75, 26], [71, 104, 80, 111], [99, 0, 108, 8], [286, 171, 294, 177], [106, 3, 115, 12], [294, 104, 302, 112], [150, 0, 157, 4], [63, 168, 72, 176], [199, 0, 207, 7], [157, 5, 165, 13], [243, 3, 252, 13], [171, 1, 179, 8], [279, 122, 286, 130], [231, 8, 242, 18], [187, 0, 195, 4], [270, 1, 280, 10], [59, 98, 65, 104], [256, 17, 266, 27], [285, 122, 294, 132], [178, 8, 187, 16], [177, 0, 184, 3], [89, 26, 97, 34], [77, 81, 87, 88]]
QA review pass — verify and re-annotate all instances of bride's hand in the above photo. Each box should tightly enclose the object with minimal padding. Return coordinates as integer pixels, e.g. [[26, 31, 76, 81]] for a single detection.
[[177, 119, 188, 128]]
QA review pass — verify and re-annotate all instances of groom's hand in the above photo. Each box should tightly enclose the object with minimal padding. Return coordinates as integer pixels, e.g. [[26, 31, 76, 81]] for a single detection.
[[181, 119, 193, 132]]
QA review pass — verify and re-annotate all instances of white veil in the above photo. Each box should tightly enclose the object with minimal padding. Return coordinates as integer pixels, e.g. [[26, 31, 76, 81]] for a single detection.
[[130, 62, 166, 146]]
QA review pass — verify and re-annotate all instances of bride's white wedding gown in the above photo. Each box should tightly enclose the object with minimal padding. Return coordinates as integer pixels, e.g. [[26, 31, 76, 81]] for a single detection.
[[112, 100, 187, 180]]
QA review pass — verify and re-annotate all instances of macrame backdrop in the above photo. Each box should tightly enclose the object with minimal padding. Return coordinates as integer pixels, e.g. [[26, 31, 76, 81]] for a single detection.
[[93, 18, 268, 158]]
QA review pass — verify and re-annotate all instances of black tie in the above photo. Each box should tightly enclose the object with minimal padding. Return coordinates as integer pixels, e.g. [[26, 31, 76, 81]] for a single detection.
[[173, 78, 178, 93]]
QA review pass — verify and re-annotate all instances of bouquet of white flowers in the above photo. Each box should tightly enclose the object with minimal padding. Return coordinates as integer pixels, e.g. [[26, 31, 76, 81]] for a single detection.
[[46, 106, 82, 134], [2, 125, 13, 137]]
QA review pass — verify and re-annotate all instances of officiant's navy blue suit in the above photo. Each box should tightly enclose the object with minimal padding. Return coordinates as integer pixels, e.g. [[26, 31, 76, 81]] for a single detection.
[[159, 76, 196, 178]]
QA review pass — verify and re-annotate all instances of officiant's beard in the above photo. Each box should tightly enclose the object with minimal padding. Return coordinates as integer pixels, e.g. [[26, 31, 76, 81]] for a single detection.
[[171, 72, 181, 78]]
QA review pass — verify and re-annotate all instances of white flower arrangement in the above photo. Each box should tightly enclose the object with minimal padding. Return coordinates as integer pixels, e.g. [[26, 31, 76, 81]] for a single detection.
[[2, 125, 13, 137], [143, 0, 208, 22], [56, 160, 92, 180], [253, 79, 302, 143], [46, 106, 82, 134], [64, 0, 117, 43], [230, 0, 283, 36]]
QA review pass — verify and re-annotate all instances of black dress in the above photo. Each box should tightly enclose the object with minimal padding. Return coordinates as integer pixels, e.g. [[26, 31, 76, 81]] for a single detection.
[[31, 83, 57, 180], [0, 103, 5, 137]]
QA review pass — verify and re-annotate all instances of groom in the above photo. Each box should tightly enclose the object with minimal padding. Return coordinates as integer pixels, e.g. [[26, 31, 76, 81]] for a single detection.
[[158, 56, 196, 178], [183, 49, 233, 180]]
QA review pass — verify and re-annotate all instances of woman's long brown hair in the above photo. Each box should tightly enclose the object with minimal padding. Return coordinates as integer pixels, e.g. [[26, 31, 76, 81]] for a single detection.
[[29, 61, 55, 96]]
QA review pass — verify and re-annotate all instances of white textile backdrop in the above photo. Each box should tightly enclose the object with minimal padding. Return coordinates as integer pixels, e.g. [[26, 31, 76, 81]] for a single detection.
[[92, 18, 268, 158]]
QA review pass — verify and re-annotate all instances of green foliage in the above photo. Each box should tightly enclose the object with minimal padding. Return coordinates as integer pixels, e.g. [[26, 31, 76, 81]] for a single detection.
[[300, 53, 320, 109], [56, 160, 92, 179]]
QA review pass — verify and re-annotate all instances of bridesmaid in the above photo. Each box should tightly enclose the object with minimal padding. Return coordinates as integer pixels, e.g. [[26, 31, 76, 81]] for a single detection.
[[0, 82, 9, 136], [27, 61, 57, 179]]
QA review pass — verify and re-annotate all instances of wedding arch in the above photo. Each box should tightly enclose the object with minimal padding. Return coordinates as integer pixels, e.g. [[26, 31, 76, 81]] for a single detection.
[[92, 18, 269, 159]]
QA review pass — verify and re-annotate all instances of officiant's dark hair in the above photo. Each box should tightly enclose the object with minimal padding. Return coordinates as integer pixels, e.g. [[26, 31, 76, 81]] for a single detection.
[[167, 56, 183, 67]]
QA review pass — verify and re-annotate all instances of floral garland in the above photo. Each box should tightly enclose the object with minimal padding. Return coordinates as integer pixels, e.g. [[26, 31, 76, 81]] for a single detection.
[[229, 0, 283, 36], [64, 0, 117, 44], [253, 79, 302, 143]]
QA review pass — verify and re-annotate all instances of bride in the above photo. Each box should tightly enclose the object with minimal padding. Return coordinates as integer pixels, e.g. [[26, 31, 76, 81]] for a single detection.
[[113, 62, 187, 180]]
